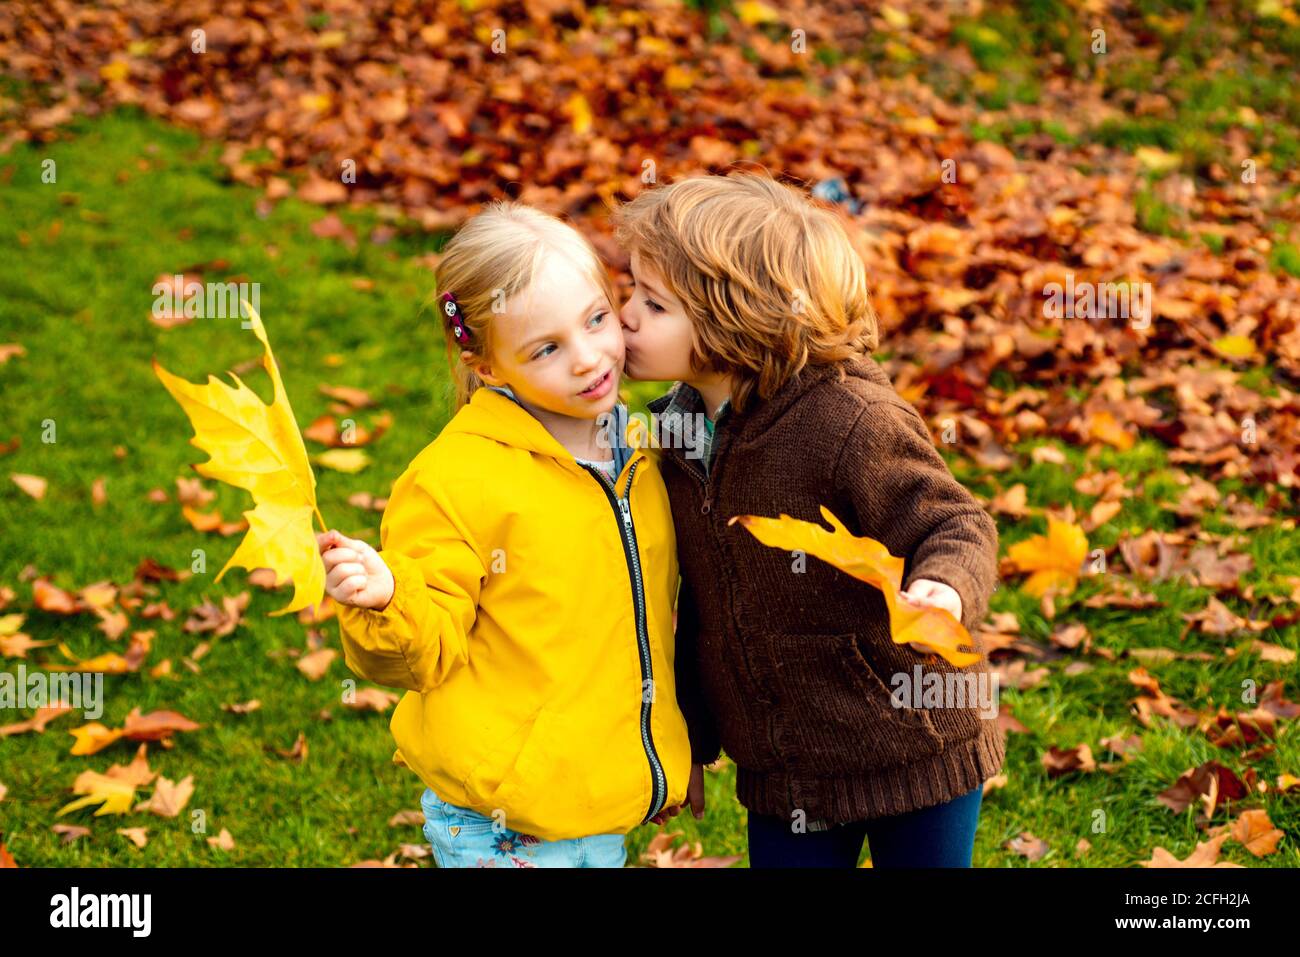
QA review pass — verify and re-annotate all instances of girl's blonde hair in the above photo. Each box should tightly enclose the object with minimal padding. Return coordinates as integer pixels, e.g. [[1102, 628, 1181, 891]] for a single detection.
[[432, 201, 618, 409], [611, 170, 878, 414]]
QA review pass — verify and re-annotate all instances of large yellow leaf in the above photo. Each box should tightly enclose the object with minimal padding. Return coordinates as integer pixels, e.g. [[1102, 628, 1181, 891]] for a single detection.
[[57, 770, 137, 817], [153, 304, 327, 615], [729, 506, 981, 667], [1005, 514, 1088, 597]]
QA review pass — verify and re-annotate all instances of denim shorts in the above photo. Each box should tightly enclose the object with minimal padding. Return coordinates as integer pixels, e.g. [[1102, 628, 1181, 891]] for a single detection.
[[420, 787, 628, 868]]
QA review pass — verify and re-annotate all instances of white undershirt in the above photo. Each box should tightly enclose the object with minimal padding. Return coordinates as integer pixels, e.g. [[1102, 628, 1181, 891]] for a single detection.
[[576, 455, 617, 482]]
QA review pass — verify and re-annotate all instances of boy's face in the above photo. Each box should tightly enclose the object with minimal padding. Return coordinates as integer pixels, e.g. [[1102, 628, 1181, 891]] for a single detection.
[[619, 250, 697, 382], [471, 254, 624, 421]]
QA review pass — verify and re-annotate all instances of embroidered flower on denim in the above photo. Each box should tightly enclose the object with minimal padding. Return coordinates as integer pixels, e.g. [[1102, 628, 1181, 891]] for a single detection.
[[509, 856, 535, 868], [489, 831, 530, 857]]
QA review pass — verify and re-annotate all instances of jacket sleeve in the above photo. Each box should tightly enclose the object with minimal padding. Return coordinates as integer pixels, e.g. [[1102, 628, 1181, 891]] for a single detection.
[[335, 464, 485, 693], [833, 398, 1000, 634], [674, 576, 722, 765]]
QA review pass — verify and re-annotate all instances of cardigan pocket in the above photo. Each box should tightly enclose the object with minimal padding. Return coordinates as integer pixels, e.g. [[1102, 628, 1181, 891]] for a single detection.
[[770, 632, 946, 773]]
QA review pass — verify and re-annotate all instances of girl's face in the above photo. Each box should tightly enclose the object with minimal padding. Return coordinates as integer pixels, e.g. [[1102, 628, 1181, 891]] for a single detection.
[[619, 250, 696, 382], [471, 254, 624, 421]]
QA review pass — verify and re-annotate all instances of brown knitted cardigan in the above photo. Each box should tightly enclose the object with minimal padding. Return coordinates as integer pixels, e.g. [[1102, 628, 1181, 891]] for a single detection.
[[648, 353, 1005, 824]]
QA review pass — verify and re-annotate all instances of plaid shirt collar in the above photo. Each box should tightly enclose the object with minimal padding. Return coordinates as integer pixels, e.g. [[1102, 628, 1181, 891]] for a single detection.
[[650, 381, 732, 474]]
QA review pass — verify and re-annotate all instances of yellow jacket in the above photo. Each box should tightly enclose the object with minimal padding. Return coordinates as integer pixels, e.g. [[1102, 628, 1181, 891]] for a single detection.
[[336, 387, 691, 841]]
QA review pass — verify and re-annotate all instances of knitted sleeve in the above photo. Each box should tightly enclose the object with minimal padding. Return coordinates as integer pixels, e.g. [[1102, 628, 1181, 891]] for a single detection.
[[833, 397, 1000, 633]]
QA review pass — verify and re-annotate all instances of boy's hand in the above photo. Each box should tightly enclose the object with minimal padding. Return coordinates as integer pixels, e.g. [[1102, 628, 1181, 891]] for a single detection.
[[317, 530, 395, 610], [648, 762, 706, 825], [899, 578, 963, 653]]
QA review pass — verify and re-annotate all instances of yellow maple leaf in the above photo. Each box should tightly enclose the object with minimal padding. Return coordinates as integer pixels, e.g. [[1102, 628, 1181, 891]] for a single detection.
[[153, 303, 327, 615], [69, 722, 126, 756], [57, 770, 137, 817], [1005, 514, 1089, 596], [728, 506, 980, 667]]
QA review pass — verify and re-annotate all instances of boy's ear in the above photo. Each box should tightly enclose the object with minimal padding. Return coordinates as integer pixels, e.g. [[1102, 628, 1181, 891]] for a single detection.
[[464, 350, 504, 387]]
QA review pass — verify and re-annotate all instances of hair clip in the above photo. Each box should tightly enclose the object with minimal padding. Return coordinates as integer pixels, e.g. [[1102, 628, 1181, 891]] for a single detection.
[[441, 291, 472, 346]]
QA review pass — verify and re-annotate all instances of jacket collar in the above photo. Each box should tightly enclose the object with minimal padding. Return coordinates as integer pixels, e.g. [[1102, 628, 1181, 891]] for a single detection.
[[449, 385, 639, 479]]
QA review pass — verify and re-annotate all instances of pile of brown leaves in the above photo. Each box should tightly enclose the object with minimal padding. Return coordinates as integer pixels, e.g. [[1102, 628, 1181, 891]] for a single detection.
[[2, 0, 1298, 492]]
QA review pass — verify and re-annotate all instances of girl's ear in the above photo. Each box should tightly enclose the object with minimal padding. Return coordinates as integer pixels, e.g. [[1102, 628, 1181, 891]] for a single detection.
[[464, 350, 504, 387]]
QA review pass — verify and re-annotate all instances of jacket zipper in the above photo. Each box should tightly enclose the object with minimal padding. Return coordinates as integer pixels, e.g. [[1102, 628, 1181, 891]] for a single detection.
[[578, 457, 668, 822]]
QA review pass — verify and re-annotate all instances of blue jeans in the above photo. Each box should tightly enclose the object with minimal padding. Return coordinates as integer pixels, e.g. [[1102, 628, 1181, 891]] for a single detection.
[[747, 785, 984, 868], [420, 787, 628, 868]]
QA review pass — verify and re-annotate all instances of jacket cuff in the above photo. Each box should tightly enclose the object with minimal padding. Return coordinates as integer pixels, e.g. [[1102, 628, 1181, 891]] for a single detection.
[[336, 551, 428, 687]]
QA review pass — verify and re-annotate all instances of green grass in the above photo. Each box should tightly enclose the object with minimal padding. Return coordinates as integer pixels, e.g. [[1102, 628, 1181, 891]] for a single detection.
[[0, 108, 747, 867], [947, 433, 1300, 867], [3, 107, 1299, 869]]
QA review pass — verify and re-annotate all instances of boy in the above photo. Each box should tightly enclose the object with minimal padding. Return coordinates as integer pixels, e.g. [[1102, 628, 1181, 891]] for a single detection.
[[613, 171, 1003, 867]]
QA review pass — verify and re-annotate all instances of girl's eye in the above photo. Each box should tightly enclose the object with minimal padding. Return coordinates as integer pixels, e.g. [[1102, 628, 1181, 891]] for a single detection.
[[588, 311, 607, 328], [531, 344, 556, 360], [644, 298, 664, 314]]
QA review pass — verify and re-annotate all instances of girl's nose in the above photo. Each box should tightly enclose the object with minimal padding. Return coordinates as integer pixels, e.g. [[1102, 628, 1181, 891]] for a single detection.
[[619, 300, 638, 331], [574, 337, 602, 372]]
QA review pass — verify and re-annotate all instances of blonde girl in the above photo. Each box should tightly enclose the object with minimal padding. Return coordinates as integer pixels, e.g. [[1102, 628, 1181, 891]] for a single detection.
[[316, 202, 692, 868]]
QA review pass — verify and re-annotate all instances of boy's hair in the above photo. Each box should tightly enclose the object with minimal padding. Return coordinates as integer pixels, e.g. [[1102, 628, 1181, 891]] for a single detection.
[[432, 201, 617, 408], [611, 170, 878, 414]]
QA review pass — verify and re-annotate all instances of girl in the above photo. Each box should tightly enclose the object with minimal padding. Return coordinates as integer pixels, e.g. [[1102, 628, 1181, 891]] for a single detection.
[[317, 202, 692, 868], [612, 172, 1004, 868]]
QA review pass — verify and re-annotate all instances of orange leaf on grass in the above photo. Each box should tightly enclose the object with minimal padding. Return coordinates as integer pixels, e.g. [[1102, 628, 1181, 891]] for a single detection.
[[1141, 832, 1243, 868], [135, 775, 195, 818], [0, 704, 74, 737], [69, 723, 126, 755], [181, 504, 249, 537], [69, 710, 200, 755], [32, 578, 78, 614], [117, 827, 149, 848], [10, 473, 46, 499], [0, 631, 53, 658], [122, 707, 201, 741], [1230, 808, 1283, 857], [1005, 514, 1088, 597], [639, 831, 742, 868], [728, 506, 980, 666]]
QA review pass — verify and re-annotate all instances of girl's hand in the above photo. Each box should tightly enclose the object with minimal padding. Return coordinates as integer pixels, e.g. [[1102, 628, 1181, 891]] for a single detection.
[[648, 762, 706, 825], [317, 530, 395, 610], [899, 578, 963, 653]]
